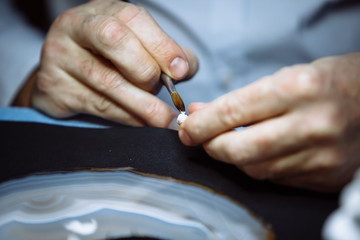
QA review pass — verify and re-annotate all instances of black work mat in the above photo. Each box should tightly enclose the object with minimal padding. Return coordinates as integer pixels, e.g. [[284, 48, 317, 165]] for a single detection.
[[0, 121, 338, 240]]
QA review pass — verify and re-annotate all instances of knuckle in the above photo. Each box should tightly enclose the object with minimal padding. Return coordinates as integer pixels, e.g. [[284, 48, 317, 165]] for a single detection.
[[41, 38, 65, 61], [75, 91, 89, 107], [222, 141, 254, 165], [116, 4, 147, 24], [137, 63, 160, 88], [216, 144, 238, 164], [225, 143, 244, 163], [203, 139, 242, 164], [54, 104, 74, 118], [295, 67, 323, 99], [144, 100, 161, 121], [252, 128, 275, 153], [96, 17, 129, 49], [97, 69, 122, 92], [186, 114, 204, 138], [74, 91, 92, 113], [33, 72, 75, 118], [218, 95, 244, 127], [202, 142, 217, 159], [94, 96, 113, 114], [144, 100, 168, 127], [49, 105, 72, 118], [33, 91, 72, 118], [303, 105, 345, 140], [79, 58, 96, 78], [41, 39, 54, 59], [53, 9, 75, 28], [278, 65, 324, 101], [35, 72, 57, 93], [313, 147, 344, 170], [148, 31, 170, 55], [79, 58, 123, 92]]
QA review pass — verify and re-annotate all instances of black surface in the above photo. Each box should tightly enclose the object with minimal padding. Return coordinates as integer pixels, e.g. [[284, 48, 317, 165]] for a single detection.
[[0, 121, 339, 240]]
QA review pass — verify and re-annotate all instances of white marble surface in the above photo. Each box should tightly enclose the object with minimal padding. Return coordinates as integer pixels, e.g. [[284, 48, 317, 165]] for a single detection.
[[0, 170, 272, 240]]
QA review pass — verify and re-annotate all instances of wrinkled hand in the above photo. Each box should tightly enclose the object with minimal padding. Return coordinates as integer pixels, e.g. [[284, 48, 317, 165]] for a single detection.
[[179, 53, 360, 192], [14, 0, 197, 127]]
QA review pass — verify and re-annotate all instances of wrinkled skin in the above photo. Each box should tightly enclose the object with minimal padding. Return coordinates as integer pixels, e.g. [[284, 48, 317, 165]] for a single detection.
[[14, 0, 198, 127], [14, 0, 360, 192], [179, 53, 360, 192]]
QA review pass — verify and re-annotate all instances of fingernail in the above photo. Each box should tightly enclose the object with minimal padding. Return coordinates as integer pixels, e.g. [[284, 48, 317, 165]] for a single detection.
[[179, 128, 193, 146], [189, 102, 207, 114], [170, 57, 188, 79]]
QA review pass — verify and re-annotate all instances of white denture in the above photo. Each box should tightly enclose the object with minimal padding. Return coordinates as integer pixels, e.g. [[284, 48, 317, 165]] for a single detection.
[[177, 112, 188, 125]]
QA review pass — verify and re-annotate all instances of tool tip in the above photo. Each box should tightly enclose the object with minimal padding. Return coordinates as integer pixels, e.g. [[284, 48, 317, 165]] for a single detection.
[[171, 92, 185, 112]]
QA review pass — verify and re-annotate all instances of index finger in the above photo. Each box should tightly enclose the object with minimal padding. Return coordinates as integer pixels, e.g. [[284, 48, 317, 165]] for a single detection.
[[179, 66, 319, 146], [71, 1, 190, 84], [111, 2, 191, 80]]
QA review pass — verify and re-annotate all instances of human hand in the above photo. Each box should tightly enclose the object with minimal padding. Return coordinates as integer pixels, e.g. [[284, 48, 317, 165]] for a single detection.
[[13, 0, 197, 127], [179, 53, 360, 192]]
